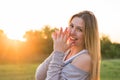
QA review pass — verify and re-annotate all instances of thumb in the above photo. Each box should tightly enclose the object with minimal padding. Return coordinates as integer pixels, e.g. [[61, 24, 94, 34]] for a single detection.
[[67, 41, 73, 49]]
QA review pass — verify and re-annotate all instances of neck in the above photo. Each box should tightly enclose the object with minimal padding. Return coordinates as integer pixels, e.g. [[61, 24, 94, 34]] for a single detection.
[[70, 46, 85, 55]]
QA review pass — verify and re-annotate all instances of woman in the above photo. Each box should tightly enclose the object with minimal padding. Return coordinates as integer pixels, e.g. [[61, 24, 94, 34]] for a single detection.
[[35, 10, 101, 80]]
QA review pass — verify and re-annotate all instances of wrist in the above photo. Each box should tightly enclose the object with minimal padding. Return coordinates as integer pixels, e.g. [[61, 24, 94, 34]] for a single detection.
[[53, 50, 65, 54]]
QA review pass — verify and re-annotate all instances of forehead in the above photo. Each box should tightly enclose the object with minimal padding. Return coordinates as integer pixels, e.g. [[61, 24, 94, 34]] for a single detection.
[[70, 17, 85, 28]]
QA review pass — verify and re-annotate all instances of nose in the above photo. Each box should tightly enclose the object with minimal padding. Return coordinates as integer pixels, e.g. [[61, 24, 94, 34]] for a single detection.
[[70, 28, 76, 35]]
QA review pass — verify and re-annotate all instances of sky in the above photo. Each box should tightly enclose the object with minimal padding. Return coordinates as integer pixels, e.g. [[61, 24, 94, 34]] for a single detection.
[[0, 0, 120, 43]]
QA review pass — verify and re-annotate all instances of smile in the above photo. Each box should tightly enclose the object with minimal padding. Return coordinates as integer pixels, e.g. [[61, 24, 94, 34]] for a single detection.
[[69, 37, 78, 41]]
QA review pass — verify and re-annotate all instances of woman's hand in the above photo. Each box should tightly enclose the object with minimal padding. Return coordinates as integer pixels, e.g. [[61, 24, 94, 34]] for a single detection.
[[52, 27, 72, 53]]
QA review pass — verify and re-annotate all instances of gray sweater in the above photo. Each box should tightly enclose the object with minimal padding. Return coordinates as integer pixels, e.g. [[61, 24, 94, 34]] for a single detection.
[[35, 50, 90, 80]]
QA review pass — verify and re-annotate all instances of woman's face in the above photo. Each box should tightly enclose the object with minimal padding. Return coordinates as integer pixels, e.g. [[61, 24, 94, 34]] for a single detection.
[[68, 17, 85, 48]]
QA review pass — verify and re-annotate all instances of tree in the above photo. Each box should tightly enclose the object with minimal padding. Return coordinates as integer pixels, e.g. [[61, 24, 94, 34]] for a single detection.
[[101, 34, 120, 59]]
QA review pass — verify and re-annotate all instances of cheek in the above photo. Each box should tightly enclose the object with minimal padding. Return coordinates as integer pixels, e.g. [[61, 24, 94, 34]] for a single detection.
[[78, 32, 84, 39], [77, 34, 85, 43]]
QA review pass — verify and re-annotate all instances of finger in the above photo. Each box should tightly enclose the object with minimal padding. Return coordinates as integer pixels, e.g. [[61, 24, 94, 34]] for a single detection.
[[59, 27, 63, 37], [63, 34, 68, 43], [67, 40, 73, 48], [63, 27, 67, 35], [58, 27, 63, 39], [67, 28, 71, 37], [60, 27, 63, 34], [61, 27, 68, 40], [55, 29, 59, 39]]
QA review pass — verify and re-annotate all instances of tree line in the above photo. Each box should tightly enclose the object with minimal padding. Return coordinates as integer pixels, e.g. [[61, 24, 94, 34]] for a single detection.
[[0, 25, 120, 63]]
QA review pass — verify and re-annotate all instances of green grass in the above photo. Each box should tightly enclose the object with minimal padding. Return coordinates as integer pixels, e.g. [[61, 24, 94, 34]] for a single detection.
[[0, 59, 120, 80], [0, 63, 39, 80], [100, 59, 120, 80]]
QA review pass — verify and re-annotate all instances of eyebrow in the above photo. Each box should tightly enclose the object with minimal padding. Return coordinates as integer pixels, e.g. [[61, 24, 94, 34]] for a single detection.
[[76, 26, 83, 29]]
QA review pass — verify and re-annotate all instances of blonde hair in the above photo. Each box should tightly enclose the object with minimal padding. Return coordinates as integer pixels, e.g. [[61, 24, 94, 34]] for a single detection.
[[69, 11, 101, 80]]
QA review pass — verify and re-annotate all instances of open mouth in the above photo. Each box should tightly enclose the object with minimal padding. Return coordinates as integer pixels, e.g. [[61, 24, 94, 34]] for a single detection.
[[69, 37, 78, 41]]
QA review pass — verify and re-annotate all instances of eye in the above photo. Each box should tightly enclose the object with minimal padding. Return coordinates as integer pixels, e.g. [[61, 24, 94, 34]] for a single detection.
[[76, 27, 83, 32], [69, 24, 74, 28]]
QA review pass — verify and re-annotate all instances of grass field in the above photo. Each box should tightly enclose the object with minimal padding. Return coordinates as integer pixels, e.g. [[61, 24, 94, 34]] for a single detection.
[[100, 59, 120, 80], [0, 63, 38, 80], [0, 59, 120, 80]]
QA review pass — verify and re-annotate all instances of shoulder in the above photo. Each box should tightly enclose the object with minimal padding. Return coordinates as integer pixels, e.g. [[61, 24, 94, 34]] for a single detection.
[[71, 52, 92, 72]]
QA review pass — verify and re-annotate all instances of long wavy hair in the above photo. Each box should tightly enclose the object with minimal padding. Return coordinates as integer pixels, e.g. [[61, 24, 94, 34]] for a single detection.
[[69, 11, 101, 80]]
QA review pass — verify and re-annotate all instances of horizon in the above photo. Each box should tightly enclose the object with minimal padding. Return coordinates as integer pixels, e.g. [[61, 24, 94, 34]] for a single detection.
[[0, 26, 119, 44]]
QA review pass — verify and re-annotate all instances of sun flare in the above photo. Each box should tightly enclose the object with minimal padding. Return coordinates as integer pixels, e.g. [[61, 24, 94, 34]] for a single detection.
[[7, 34, 26, 41], [5, 30, 26, 41]]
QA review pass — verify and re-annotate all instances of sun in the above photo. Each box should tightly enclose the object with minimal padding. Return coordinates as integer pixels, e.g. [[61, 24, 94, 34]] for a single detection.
[[5, 30, 26, 41], [7, 34, 26, 41]]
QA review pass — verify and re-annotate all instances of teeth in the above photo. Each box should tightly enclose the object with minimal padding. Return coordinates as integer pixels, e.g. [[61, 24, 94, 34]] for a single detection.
[[70, 37, 77, 40]]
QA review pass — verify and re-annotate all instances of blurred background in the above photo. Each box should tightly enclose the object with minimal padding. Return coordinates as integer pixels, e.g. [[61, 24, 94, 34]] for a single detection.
[[0, 0, 120, 80]]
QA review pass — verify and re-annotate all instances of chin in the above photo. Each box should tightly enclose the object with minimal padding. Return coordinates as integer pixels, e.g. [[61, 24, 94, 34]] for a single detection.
[[71, 43, 77, 46]]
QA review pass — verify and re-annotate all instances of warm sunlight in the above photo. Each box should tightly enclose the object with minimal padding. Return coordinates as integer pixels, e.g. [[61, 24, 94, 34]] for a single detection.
[[5, 30, 26, 41], [0, 0, 120, 43], [7, 34, 26, 41]]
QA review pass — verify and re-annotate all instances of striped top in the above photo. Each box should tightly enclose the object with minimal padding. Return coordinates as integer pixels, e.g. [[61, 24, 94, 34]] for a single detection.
[[35, 49, 90, 80]]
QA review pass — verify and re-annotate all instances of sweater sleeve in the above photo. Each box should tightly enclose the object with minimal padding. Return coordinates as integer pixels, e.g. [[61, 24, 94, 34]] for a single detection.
[[45, 51, 90, 80], [35, 52, 54, 80]]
